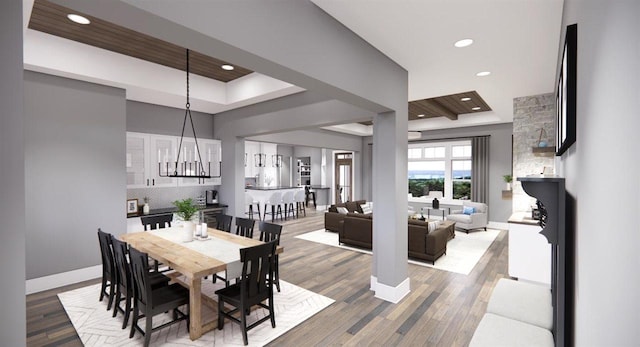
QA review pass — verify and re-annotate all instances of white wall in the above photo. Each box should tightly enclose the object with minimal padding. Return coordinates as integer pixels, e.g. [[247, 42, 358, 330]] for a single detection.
[[558, 1, 640, 345]]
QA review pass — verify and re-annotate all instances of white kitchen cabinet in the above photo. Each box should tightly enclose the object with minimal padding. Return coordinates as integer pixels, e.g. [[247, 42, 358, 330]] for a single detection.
[[126, 132, 177, 188], [177, 137, 222, 186], [127, 132, 221, 189]]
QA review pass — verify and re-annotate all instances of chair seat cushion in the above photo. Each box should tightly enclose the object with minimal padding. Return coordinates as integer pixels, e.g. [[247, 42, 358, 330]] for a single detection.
[[151, 283, 190, 312], [487, 278, 553, 330], [446, 213, 472, 224], [469, 313, 554, 347]]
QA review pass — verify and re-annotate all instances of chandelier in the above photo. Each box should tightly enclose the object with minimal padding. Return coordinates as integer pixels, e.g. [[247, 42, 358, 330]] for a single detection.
[[158, 49, 220, 180]]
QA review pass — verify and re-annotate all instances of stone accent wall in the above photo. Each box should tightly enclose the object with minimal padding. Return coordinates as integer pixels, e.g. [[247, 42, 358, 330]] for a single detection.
[[512, 93, 556, 212]]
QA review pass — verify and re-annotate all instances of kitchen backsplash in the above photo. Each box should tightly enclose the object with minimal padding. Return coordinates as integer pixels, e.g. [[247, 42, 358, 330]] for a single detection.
[[127, 185, 217, 209]]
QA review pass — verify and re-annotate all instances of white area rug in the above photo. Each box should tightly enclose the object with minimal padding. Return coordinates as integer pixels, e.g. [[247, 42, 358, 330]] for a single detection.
[[296, 228, 501, 275], [58, 279, 333, 346]]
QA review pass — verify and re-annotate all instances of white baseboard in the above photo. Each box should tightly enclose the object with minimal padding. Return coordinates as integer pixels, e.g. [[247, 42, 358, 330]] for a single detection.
[[371, 276, 410, 303], [26, 265, 102, 295]]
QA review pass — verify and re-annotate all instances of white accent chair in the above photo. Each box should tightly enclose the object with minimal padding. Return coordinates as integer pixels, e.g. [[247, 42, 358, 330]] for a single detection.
[[446, 201, 488, 233]]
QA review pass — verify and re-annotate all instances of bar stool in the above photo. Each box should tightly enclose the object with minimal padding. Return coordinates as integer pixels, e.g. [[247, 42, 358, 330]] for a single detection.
[[245, 192, 261, 220], [294, 189, 306, 217], [263, 192, 283, 222], [305, 186, 316, 208], [282, 191, 296, 220]]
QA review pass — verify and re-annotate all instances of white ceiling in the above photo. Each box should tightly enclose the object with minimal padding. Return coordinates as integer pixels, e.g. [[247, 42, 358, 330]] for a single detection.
[[22, 0, 563, 137], [313, 0, 564, 135]]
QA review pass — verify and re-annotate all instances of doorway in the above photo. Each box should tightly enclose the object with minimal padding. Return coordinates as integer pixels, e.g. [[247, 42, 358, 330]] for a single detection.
[[334, 152, 353, 203]]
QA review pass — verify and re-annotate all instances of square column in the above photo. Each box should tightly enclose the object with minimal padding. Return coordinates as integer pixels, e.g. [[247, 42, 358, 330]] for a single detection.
[[371, 111, 410, 303]]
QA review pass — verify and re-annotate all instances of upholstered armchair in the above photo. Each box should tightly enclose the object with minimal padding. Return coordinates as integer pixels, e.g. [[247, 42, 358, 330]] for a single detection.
[[446, 201, 488, 233]]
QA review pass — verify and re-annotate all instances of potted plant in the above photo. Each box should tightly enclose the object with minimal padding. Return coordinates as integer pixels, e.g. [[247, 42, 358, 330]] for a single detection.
[[173, 198, 198, 241], [503, 174, 513, 191]]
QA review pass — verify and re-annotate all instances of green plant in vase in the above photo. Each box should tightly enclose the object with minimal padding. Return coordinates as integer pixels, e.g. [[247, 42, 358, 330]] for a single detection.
[[503, 174, 513, 190], [173, 198, 198, 241]]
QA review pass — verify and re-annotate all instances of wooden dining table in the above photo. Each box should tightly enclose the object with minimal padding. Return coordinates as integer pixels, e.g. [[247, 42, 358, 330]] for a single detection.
[[121, 226, 283, 340]]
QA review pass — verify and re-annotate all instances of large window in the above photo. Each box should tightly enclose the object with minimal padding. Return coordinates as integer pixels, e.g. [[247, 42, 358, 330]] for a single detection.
[[408, 140, 472, 199]]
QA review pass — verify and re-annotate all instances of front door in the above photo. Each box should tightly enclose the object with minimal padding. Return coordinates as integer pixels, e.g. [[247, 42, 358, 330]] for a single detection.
[[334, 152, 353, 203]]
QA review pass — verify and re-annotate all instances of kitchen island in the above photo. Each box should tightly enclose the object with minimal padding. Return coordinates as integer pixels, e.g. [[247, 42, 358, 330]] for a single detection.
[[245, 186, 303, 205]]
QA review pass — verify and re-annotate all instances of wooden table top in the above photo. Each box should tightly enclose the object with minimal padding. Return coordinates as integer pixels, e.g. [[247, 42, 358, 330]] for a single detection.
[[121, 228, 282, 279]]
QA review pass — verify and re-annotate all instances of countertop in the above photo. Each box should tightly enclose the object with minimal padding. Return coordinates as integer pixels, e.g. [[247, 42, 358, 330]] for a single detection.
[[245, 186, 304, 191], [127, 203, 228, 218]]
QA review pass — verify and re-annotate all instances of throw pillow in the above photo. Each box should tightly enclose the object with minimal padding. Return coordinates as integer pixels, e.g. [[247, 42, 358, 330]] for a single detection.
[[427, 221, 440, 232], [463, 206, 476, 215], [336, 207, 349, 214], [360, 204, 372, 214]]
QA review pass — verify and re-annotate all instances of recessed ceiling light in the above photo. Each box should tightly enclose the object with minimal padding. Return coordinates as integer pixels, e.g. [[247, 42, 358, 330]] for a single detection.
[[476, 71, 491, 77], [417, 114, 425, 118], [472, 107, 482, 111], [221, 64, 234, 71], [461, 97, 471, 101], [454, 39, 474, 48], [67, 14, 90, 25]]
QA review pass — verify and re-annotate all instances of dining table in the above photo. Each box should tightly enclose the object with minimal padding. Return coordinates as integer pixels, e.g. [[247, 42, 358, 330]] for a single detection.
[[121, 226, 283, 340]]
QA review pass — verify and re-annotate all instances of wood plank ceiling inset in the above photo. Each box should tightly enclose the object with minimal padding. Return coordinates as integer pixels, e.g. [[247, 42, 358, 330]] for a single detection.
[[409, 91, 491, 121], [28, 0, 253, 83], [358, 90, 491, 125]]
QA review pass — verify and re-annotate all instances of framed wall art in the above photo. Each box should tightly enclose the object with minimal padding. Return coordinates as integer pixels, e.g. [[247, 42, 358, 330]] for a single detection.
[[556, 23, 577, 156]]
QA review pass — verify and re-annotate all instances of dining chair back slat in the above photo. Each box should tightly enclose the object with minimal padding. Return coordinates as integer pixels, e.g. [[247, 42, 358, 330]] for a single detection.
[[141, 214, 172, 231], [97, 229, 116, 310], [235, 217, 256, 239]]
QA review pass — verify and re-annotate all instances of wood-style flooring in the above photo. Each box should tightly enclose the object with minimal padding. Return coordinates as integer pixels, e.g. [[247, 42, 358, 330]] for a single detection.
[[26, 208, 508, 346]]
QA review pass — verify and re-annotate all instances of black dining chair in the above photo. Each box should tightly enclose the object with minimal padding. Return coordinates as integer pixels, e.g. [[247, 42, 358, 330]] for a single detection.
[[215, 214, 233, 233], [141, 214, 173, 230], [97, 229, 116, 311], [110, 236, 170, 329], [235, 217, 256, 239], [129, 246, 190, 347], [216, 241, 277, 346], [141, 214, 174, 272], [259, 221, 283, 292]]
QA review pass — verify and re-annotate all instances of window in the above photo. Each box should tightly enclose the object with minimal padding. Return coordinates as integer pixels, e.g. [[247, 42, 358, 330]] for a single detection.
[[408, 140, 472, 199], [408, 148, 422, 159]]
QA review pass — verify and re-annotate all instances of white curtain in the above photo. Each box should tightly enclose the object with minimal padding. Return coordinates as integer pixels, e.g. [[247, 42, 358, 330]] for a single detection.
[[471, 136, 490, 203]]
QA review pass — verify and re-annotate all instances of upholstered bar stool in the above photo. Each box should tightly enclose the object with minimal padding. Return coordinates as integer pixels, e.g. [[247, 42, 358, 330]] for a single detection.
[[294, 189, 306, 217], [282, 191, 296, 220], [263, 191, 283, 222], [245, 192, 261, 220]]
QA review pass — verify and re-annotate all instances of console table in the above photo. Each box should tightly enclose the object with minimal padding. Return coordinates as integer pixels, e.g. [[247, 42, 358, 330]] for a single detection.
[[518, 176, 572, 347]]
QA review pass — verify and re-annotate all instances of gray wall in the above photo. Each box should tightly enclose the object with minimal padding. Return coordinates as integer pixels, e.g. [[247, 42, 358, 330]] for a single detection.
[[363, 123, 514, 223], [127, 100, 215, 139], [558, 1, 640, 344], [0, 0, 26, 344], [24, 71, 127, 279]]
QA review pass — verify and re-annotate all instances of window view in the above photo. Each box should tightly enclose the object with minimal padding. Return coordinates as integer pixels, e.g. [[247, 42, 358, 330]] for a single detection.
[[408, 141, 472, 199]]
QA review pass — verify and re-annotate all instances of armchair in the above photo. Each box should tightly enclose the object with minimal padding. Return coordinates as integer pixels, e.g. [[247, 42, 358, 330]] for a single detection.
[[446, 201, 488, 233]]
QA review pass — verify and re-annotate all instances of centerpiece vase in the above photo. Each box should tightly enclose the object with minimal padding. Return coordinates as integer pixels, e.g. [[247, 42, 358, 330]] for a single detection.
[[182, 221, 195, 242]]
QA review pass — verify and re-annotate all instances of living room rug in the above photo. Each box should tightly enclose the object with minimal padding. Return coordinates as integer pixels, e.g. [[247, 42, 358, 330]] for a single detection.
[[58, 279, 333, 346], [296, 228, 502, 275]]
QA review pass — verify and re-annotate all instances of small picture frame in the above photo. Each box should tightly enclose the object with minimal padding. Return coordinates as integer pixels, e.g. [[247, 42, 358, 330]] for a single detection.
[[127, 198, 139, 215]]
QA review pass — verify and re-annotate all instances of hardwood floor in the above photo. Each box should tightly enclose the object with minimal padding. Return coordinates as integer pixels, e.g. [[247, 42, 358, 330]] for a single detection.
[[26, 209, 508, 346]]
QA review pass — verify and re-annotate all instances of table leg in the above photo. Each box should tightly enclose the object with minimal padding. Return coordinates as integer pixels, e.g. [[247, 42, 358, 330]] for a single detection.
[[189, 276, 202, 340]]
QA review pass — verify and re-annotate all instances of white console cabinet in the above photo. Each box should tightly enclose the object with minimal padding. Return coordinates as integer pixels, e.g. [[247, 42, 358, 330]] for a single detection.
[[508, 212, 551, 286]]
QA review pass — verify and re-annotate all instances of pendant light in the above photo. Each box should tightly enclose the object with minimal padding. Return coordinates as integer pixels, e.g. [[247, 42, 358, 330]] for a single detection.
[[158, 49, 220, 180]]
